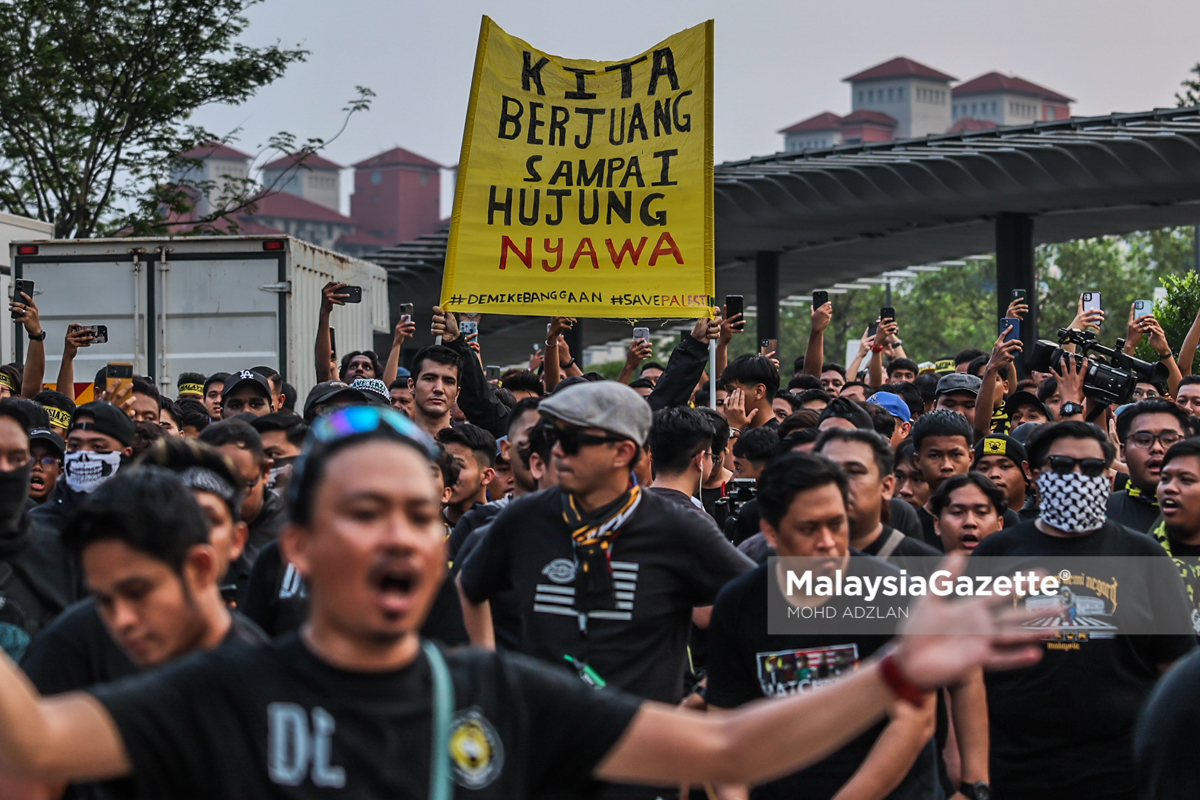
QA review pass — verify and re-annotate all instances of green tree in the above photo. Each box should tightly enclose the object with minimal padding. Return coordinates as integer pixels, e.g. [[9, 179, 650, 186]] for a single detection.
[[723, 228, 1198, 380], [0, 0, 370, 238]]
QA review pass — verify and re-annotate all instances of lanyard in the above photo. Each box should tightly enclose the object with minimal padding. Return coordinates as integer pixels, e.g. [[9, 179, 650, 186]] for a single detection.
[[422, 640, 456, 800]]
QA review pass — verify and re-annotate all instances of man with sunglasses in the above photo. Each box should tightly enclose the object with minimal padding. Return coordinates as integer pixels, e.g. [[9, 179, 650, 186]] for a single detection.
[[1108, 399, 1190, 534], [0, 403, 1050, 800], [457, 382, 754, 796], [969, 420, 1196, 800]]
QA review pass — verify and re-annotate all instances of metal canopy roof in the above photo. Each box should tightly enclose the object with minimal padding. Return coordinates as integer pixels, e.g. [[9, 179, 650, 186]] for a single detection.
[[375, 106, 1200, 364]]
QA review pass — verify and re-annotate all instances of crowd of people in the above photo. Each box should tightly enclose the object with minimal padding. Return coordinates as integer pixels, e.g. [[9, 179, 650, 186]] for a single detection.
[[2, 281, 1200, 799]]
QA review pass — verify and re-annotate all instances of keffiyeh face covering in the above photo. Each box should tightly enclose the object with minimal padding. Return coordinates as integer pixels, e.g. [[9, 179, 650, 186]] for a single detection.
[[1036, 471, 1109, 533]]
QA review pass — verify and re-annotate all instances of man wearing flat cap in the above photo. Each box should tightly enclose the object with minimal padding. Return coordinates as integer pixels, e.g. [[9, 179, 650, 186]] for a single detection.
[[457, 381, 752, 798]]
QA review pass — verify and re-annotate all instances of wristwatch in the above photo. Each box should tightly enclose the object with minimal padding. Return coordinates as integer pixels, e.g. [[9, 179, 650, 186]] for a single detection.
[[27, 329, 46, 341], [959, 782, 991, 800], [1059, 401, 1084, 418]]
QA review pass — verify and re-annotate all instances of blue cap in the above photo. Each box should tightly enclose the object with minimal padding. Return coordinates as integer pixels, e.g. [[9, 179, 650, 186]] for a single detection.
[[395, 367, 411, 379], [867, 391, 912, 423]]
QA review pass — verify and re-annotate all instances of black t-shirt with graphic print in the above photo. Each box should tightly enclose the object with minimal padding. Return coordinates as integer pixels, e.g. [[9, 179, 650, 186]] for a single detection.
[[89, 635, 643, 800], [705, 557, 939, 800], [458, 486, 753, 704], [970, 520, 1196, 800]]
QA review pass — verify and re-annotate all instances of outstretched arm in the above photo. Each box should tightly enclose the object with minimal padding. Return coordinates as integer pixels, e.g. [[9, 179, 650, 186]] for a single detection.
[[11, 292, 44, 398], [803, 302, 832, 378], [596, 555, 1044, 788], [315, 281, 348, 382], [0, 656, 130, 782], [383, 315, 416, 385]]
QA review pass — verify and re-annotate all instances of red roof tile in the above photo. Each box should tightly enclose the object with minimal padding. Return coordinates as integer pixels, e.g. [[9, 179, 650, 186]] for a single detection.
[[353, 146, 441, 170], [261, 152, 343, 171], [948, 117, 999, 133], [841, 109, 898, 126], [336, 229, 391, 246], [779, 112, 843, 134], [843, 57, 956, 84], [246, 191, 355, 224], [179, 142, 252, 161], [953, 72, 1073, 103]]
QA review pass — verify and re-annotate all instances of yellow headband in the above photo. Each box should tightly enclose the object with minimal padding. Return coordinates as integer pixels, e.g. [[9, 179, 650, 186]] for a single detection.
[[178, 383, 205, 397], [45, 406, 71, 430], [0, 373, 17, 393], [934, 359, 955, 375]]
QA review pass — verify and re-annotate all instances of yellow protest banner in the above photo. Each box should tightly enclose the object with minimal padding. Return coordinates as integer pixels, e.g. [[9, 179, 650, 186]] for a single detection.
[[441, 16, 714, 319]]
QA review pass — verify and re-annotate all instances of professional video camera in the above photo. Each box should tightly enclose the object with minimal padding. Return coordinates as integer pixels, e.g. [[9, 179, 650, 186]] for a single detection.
[[714, 478, 758, 535], [1029, 328, 1169, 406]]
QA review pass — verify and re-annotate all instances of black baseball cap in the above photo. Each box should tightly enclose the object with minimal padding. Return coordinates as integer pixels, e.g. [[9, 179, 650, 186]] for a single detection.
[[302, 381, 368, 422], [1003, 390, 1053, 423], [71, 401, 135, 447], [221, 370, 273, 400], [817, 397, 874, 431], [29, 428, 65, 458], [973, 433, 1028, 466]]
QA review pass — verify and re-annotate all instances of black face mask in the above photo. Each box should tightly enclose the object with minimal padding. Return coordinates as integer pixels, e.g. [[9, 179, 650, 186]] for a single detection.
[[0, 462, 32, 557]]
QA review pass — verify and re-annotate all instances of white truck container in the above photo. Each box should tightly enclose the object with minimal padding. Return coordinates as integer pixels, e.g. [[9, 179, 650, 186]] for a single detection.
[[0, 212, 55, 363], [10, 235, 389, 403]]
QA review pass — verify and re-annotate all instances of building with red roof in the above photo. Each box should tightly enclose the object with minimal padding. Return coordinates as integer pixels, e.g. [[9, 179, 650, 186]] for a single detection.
[[260, 152, 343, 212], [779, 57, 1075, 153], [952, 72, 1074, 126], [844, 56, 956, 138]]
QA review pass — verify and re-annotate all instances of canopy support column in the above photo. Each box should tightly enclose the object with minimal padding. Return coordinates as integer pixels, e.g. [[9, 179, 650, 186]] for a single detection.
[[996, 213, 1037, 358], [755, 251, 780, 346]]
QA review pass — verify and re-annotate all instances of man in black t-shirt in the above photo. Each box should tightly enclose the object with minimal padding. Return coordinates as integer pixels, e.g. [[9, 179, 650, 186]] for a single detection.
[[6, 463, 265, 800], [930, 473, 1007, 556], [971, 433, 1030, 524], [814, 429, 940, 561], [910, 411, 975, 552], [1148, 438, 1200, 625], [458, 382, 754, 709], [0, 405, 1053, 799], [707, 453, 939, 800], [648, 406, 717, 518], [971, 421, 1196, 800], [1108, 399, 1188, 534]]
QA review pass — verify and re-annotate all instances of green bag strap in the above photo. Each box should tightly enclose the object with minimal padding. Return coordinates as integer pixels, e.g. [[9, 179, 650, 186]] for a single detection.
[[423, 639, 456, 800]]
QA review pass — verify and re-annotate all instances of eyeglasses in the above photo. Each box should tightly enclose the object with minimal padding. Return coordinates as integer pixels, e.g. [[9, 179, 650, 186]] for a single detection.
[[1046, 455, 1108, 478], [545, 425, 628, 455], [31, 457, 59, 468], [309, 406, 438, 458], [1127, 431, 1184, 450]]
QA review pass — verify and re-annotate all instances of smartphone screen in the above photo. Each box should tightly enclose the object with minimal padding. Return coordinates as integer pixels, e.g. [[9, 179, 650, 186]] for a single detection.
[[105, 362, 133, 399], [11, 280, 32, 319], [486, 365, 501, 381], [812, 290, 829, 308], [89, 325, 108, 344], [724, 295, 744, 330], [399, 303, 414, 321], [1082, 292, 1102, 313], [1000, 318, 1021, 343]]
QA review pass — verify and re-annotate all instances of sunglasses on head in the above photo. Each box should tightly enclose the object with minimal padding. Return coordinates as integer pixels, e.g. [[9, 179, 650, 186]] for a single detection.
[[545, 424, 628, 455], [309, 406, 438, 459], [1046, 455, 1107, 478]]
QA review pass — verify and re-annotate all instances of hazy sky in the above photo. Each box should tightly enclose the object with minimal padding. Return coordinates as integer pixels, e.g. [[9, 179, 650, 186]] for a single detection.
[[196, 0, 1200, 215]]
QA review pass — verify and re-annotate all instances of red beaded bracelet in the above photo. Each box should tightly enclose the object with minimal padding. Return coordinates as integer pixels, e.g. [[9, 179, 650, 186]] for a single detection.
[[878, 652, 927, 707]]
